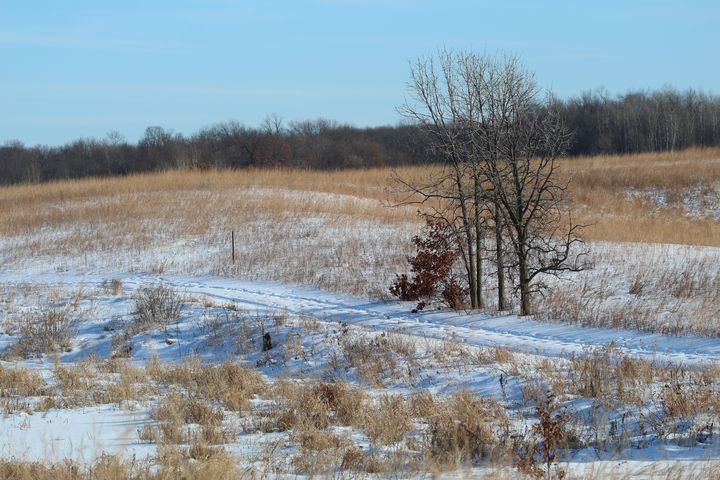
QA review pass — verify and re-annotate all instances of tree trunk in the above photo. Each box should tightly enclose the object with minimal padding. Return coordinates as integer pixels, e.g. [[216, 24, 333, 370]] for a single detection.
[[474, 196, 484, 309], [494, 204, 508, 311], [467, 252, 478, 309], [518, 249, 531, 316], [455, 169, 478, 309], [468, 249, 478, 309], [475, 230, 483, 309]]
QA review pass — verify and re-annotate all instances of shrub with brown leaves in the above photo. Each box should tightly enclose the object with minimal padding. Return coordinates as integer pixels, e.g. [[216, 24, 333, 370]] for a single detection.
[[390, 219, 467, 311]]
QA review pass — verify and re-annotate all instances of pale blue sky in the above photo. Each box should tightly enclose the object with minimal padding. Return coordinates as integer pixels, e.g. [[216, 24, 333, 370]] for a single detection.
[[1, 0, 717, 145]]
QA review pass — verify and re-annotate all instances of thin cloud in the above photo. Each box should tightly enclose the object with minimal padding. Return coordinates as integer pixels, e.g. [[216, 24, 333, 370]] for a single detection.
[[43, 83, 398, 99], [0, 32, 179, 53], [319, 0, 420, 7]]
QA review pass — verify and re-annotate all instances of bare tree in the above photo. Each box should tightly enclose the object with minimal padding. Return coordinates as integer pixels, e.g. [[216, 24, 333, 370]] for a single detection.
[[261, 113, 285, 135], [396, 51, 487, 308], [396, 50, 586, 315], [472, 55, 588, 315]]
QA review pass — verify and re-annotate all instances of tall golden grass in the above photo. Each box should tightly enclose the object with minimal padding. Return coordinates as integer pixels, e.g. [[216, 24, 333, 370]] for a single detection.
[[0, 167, 424, 296], [564, 147, 720, 246], [2, 148, 719, 245], [1, 147, 719, 301], [0, 167, 421, 235]]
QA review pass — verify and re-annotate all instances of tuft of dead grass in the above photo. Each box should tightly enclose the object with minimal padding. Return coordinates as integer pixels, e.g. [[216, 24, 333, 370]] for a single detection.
[[340, 331, 418, 387], [423, 390, 508, 468], [132, 283, 183, 333], [0, 363, 47, 397], [0, 447, 244, 480], [363, 394, 414, 445], [8, 310, 77, 358], [151, 393, 228, 445], [262, 379, 366, 433]]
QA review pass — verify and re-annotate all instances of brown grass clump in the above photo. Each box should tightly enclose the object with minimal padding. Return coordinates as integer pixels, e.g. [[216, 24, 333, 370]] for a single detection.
[[424, 390, 507, 467], [54, 361, 98, 398], [151, 393, 227, 445], [659, 378, 720, 425], [8, 310, 77, 358], [567, 344, 660, 407], [99, 360, 155, 406], [194, 361, 267, 413], [164, 446, 242, 480], [363, 394, 414, 446], [340, 332, 418, 387], [50, 359, 156, 408], [296, 428, 350, 452], [0, 455, 131, 480], [146, 356, 266, 414], [0, 363, 47, 397], [145, 354, 196, 386], [310, 381, 365, 426], [253, 380, 367, 476], [0, 449, 244, 480], [266, 380, 366, 433], [291, 429, 352, 476], [153, 393, 223, 427]]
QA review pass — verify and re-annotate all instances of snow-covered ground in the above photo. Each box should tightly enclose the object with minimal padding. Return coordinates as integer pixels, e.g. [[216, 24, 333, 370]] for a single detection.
[[2, 271, 720, 477], [626, 182, 720, 220], [2, 181, 720, 477]]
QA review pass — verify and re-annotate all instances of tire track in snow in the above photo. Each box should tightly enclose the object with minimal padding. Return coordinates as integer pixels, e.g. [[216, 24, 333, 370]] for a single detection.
[[155, 276, 720, 366], [6, 272, 720, 366]]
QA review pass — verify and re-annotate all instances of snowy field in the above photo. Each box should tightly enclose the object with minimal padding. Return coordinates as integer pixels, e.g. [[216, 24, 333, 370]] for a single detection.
[[2, 272, 720, 478], [2, 173, 720, 478]]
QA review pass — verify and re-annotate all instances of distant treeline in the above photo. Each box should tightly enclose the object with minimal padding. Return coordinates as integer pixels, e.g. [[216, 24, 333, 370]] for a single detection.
[[562, 88, 720, 155], [1, 87, 719, 186]]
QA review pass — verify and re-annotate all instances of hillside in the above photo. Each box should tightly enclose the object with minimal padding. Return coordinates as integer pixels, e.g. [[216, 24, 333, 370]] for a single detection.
[[2, 149, 720, 478]]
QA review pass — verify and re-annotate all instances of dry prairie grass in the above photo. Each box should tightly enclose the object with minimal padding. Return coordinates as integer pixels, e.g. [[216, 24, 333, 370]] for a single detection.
[[423, 390, 508, 468], [0, 166, 420, 236], [1, 456, 718, 480], [564, 147, 720, 246], [150, 392, 229, 445], [568, 147, 720, 191], [1, 345, 720, 477], [0, 363, 47, 397], [0, 167, 425, 296], [0, 449, 243, 480], [259, 379, 366, 433], [1, 149, 718, 266], [339, 331, 418, 386], [1, 148, 720, 314], [538, 242, 720, 337]]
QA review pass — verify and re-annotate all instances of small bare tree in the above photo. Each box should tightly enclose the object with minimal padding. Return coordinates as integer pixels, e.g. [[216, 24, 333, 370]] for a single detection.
[[473, 55, 588, 315], [396, 50, 491, 309]]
